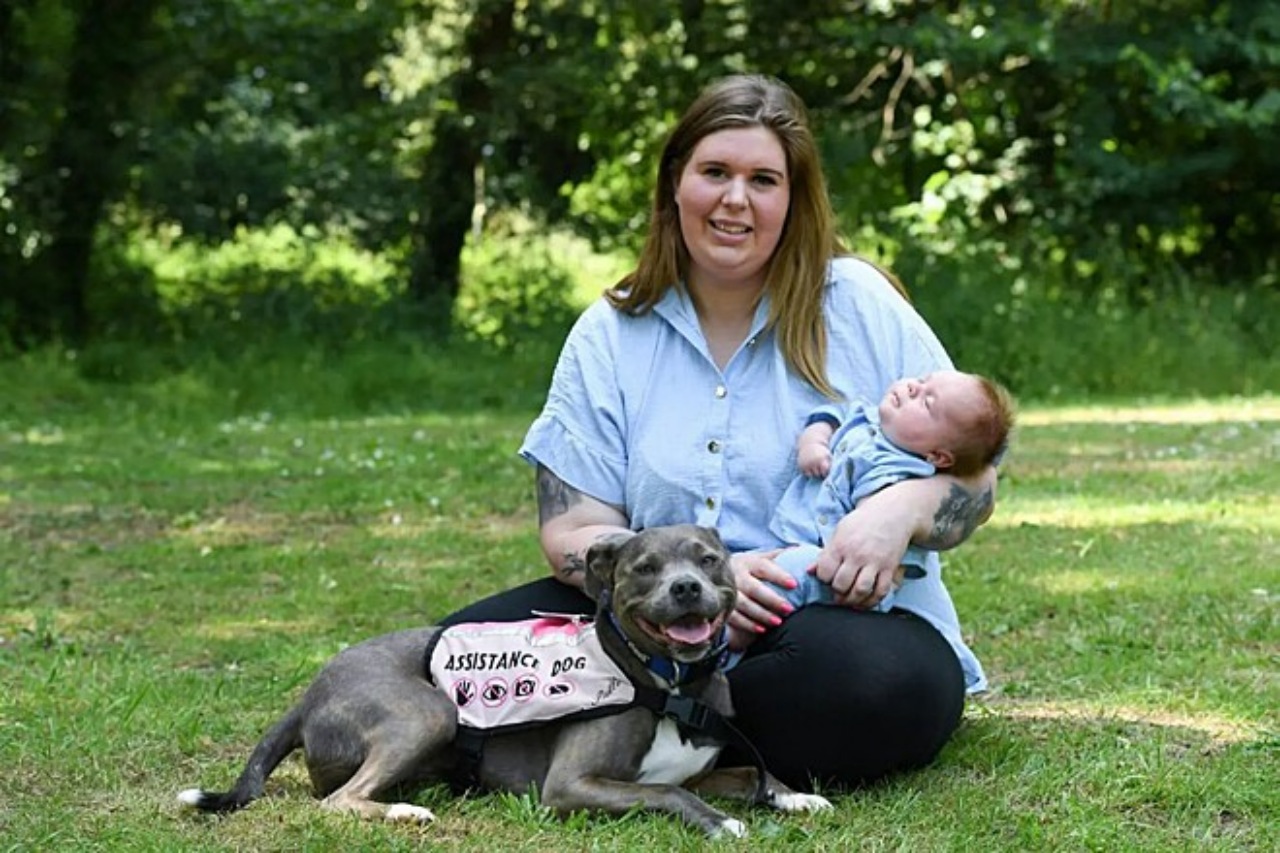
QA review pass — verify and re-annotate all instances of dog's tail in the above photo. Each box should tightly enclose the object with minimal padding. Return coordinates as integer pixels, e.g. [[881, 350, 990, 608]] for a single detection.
[[177, 705, 304, 813]]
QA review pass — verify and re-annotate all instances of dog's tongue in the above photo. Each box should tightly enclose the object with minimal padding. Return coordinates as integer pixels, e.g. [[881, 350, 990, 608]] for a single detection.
[[664, 619, 714, 646]]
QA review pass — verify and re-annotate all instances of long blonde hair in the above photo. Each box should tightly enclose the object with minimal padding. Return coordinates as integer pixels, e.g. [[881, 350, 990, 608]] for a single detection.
[[607, 74, 901, 398]]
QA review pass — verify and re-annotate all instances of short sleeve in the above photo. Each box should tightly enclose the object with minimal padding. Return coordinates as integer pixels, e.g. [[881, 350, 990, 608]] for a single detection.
[[824, 258, 954, 401], [519, 302, 629, 507]]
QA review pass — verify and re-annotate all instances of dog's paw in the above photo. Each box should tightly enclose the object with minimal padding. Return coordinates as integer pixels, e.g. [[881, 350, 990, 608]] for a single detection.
[[710, 817, 748, 839], [769, 791, 832, 813], [385, 803, 436, 824]]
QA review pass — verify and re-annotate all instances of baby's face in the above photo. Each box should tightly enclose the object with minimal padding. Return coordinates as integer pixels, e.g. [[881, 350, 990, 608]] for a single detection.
[[877, 371, 984, 460]]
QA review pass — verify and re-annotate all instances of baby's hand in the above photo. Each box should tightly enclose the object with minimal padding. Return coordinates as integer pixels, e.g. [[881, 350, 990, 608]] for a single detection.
[[797, 443, 832, 478]]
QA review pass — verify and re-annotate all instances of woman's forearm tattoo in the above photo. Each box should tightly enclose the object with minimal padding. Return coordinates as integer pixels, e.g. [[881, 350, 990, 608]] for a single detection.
[[559, 553, 587, 580], [924, 482, 994, 550], [536, 464, 582, 526]]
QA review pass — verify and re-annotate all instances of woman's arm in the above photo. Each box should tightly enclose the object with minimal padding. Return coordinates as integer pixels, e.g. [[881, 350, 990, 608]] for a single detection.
[[535, 464, 632, 590], [813, 466, 997, 608]]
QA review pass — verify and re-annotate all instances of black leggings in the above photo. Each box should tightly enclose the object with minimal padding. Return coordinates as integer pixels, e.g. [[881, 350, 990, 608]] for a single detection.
[[441, 577, 966, 791]]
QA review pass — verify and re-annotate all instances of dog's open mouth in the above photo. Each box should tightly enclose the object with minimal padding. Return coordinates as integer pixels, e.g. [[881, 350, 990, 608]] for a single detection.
[[636, 613, 725, 650]]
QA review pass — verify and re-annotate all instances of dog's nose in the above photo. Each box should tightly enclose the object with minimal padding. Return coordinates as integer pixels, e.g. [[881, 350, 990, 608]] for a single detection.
[[670, 578, 703, 603]]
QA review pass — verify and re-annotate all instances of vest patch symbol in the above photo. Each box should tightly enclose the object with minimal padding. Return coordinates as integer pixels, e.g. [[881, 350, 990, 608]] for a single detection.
[[453, 678, 477, 707], [513, 674, 538, 702], [481, 678, 509, 708], [544, 682, 573, 698]]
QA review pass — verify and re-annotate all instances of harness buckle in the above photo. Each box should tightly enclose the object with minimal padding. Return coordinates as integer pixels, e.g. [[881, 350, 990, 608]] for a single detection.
[[663, 694, 712, 731]]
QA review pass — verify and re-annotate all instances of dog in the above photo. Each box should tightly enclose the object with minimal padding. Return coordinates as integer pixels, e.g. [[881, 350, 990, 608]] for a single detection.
[[178, 524, 830, 837]]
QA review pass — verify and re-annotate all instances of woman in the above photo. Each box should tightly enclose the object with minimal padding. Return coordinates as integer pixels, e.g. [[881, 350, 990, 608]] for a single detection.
[[444, 74, 996, 789]]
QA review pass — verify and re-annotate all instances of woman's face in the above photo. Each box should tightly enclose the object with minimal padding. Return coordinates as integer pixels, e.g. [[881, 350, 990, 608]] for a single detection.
[[674, 126, 791, 295]]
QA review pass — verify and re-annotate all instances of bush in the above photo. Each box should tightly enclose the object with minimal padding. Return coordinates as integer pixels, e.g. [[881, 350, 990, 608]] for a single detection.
[[455, 229, 587, 352], [894, 237, 1280, 401]]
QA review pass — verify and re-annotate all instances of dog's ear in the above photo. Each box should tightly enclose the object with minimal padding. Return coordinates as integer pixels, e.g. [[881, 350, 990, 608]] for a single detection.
[[694, 525, 730, 557], [584, 532, 634, 602], [698, 525, 727, 548]]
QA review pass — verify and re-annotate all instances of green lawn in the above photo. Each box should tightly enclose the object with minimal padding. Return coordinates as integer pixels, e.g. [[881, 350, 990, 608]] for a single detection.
[[2, 355, 1277, 851]]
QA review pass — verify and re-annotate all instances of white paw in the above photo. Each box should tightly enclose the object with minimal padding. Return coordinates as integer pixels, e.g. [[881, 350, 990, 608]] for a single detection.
[[385, 802, 436, 824], [711, 817, 748, 839], [770, 791, 832, 813]]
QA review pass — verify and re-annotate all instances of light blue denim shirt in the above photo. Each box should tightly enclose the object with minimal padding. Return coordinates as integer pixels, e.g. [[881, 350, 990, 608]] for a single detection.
[[520, 256, 987, 692]]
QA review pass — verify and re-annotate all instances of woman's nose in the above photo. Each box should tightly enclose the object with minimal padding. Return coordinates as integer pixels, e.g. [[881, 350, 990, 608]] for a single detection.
[[722, 177, 747, 207]]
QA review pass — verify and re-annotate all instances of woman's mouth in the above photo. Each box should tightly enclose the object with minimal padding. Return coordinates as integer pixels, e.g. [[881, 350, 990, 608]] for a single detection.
[[710, 219, 751, 235]]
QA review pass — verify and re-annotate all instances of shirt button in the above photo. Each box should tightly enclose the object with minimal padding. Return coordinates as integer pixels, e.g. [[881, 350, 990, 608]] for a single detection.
[[705, 497, 717, 510], [818, 514, 828, 525], [746, 337, 758, 347], [707, 440, 721, 454], [714, 385, 727, 399]]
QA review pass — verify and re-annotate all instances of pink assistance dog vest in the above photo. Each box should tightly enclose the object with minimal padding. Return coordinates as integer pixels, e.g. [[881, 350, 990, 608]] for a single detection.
[[426, 614, 637, 732]]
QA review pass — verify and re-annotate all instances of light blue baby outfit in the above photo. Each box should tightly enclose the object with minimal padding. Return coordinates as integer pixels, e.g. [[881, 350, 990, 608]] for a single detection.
[[766, 399, 935, 612]]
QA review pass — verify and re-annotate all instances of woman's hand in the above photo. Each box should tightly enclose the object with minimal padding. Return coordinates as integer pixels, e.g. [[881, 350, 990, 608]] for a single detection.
[[725, 549, 794, 650], [813, 468, 998, 609], [812, 496, 913, 609]]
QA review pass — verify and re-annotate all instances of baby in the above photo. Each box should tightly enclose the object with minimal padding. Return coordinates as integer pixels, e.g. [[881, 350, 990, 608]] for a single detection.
[[765, 369, 1015, 612]]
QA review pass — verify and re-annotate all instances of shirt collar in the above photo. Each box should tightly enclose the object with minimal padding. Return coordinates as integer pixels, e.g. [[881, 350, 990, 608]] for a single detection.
[[653, 284, 774, 361]]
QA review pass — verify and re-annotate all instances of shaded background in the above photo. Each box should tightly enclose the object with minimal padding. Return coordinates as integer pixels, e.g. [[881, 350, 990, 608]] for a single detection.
[[2, 0, 1277, 399]]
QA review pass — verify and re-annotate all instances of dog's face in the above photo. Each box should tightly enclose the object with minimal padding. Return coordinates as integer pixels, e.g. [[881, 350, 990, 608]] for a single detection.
[[586, 525, 737, 664]]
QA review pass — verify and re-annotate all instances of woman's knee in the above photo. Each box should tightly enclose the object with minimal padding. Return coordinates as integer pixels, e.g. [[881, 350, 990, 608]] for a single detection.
[[727, 606, 965, 788]]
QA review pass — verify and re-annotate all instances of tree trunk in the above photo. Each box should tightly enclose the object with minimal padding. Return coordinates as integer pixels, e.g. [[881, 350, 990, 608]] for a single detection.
[[4, 0, 160, 346], [406, 0, 515, 331]]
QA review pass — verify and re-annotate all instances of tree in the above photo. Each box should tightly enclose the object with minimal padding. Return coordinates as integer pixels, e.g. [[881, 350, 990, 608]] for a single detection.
[[1, 0, 162, 346]]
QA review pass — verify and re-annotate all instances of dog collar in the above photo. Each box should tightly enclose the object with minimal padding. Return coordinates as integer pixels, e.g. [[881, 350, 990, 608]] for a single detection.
[[599, 592, 730, 689]]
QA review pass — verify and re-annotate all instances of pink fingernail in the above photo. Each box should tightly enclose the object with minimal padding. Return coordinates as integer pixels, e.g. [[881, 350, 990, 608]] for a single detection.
[[769, 615, 783, 627], [780, 602, 795, 614], [754, 625, 767, 634]]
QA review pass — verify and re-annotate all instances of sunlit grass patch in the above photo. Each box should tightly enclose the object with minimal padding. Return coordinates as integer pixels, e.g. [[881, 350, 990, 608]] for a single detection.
[[995, 496, 1280, 532], [1018, 396, 1280, 426]]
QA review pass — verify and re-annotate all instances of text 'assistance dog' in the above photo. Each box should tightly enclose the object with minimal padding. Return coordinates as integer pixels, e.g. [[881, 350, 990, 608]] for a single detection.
[[178, 524, 830, 838]]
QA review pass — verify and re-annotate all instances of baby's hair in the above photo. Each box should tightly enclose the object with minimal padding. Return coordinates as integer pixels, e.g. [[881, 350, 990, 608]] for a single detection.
[[949, 375, 1016, 477]]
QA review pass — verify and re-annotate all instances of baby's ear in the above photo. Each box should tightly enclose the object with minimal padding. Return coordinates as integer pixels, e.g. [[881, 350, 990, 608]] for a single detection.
[[584, 532, 635, 603], [926, 448, 954, 469]]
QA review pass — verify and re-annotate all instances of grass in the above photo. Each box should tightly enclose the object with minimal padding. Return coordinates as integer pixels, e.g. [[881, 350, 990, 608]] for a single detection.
[[1, 346, 1277, 851]]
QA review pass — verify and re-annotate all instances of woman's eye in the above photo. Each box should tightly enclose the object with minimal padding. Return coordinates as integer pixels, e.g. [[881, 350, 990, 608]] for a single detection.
[[752, 174, 778, 186]]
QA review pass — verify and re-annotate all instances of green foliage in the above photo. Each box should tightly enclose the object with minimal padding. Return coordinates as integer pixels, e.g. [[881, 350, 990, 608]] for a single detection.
[[897, 235, 1280, 401], [85, 223, 405, 358], [454, 220, 623, 351], [4, 0, 1279, 378], [132, 0, 413, 246]]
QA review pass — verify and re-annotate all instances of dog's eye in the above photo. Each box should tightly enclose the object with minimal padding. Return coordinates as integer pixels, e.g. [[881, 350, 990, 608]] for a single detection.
[[699, 553, 722, 569], [634, 560, 657, 576]]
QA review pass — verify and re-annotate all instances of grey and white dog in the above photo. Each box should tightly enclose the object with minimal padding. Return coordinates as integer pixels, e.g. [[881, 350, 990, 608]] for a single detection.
[[178, 524, 830, 838]]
